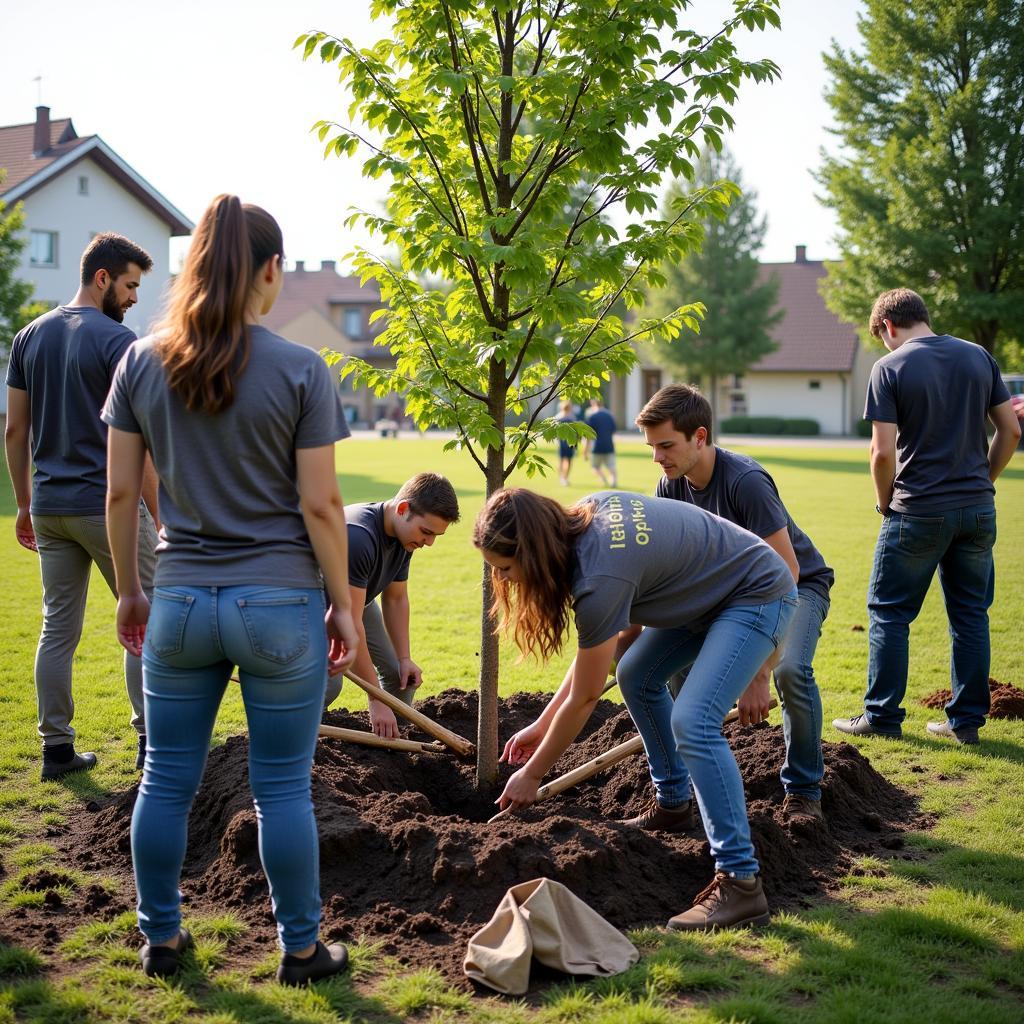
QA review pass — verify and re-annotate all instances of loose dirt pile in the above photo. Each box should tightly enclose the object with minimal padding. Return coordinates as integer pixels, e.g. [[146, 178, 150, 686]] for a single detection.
[[921, 677, 1024, 720], [15, 691, 922, 985]]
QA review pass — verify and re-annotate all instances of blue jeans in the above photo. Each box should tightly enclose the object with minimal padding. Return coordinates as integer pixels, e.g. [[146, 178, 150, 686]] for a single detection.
[[617, 592, 798, 878], [132, 585, 327, 951], [865, 505, 995, 734]]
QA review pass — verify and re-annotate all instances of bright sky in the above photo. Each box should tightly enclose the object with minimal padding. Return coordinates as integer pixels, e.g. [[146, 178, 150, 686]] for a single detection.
[[0, 0, 864, 272]]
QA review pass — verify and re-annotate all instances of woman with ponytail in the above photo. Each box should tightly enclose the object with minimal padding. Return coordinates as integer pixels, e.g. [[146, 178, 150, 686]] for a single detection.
[[473, 487, 798, 933], [103, 195, 358, 985]]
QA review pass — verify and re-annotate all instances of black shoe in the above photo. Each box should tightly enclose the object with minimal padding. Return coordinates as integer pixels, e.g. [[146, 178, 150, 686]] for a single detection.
[[136, 734, 147, 771], [277, 941, 350, 986], [927, 720, 980, 745], [832, 713, 901, 739], [41, 746, 98, 782], [139, 928, 193, 978]]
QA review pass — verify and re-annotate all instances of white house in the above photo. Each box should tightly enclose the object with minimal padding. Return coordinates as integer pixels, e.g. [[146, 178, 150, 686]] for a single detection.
[[0, 106, 193, 341]]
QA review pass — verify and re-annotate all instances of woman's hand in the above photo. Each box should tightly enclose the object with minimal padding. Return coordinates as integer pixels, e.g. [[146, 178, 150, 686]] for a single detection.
[[369, 700, 400, 739], [737, 668, 773, 726], [496, 766, 542, 811], [117, 591, 150, 657], [325, 604, 359, 675], [499, 719, 547, 765]]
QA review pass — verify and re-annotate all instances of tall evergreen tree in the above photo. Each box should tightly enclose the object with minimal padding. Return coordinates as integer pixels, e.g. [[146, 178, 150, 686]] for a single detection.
[[645, 148, 779, 431], [818, 0, 1024, 357]]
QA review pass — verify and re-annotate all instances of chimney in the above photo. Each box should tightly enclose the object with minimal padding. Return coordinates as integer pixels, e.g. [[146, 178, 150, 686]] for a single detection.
[[795, 244, 807, 263], [295, 260, 305, 272], [321, 260, 336, 272], [33, 106, 51, 157]]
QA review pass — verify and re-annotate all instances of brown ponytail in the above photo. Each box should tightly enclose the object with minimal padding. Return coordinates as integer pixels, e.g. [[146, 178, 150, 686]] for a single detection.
[[472, 488, 595, 661], [156, 194, 283, 414]]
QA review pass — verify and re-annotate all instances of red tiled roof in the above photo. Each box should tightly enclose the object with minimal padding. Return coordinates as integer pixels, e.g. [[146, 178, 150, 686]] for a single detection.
[[751, 259, 860, 373], [0, 118, 90, 193], [263, 266, 384, 333]]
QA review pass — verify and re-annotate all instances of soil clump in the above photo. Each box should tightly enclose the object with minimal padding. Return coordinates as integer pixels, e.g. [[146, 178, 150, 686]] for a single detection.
[[921, 677, 1024, 720], [25, 690, 922, 986]]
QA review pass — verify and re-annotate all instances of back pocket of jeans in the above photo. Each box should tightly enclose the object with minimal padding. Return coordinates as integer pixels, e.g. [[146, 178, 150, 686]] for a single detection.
[[237, 595, 310, 664], [897, 514, 943, 555], [968, 511, 996, 552], [147, 590, 195, 658]]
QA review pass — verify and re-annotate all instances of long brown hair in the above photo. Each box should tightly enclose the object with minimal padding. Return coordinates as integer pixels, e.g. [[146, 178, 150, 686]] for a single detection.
[[472, 488, 595, 662], [156, 195, 283, 414]]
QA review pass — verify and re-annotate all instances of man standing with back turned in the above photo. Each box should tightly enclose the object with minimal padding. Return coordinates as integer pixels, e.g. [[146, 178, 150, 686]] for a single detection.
[[5, 233, 159, 779], [834, 288, 1020, 744]]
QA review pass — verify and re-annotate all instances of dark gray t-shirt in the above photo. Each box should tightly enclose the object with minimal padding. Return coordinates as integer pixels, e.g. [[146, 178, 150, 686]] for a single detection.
[[864, 334, 1010, 514], [571, 491, 794, 647], [6, 305, 136, 515], [101, 326, 350, 587], [585, 408, 617, 453], [345, 502, 411, 601], [656, 447, 833, 601]]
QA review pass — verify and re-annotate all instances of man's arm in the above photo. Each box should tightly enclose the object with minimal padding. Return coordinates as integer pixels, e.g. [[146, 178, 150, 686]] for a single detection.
[[4, 387, 36, 552], [988, 400, 1022, 482], [381, 580, 422, 693], [870, 421, 898, 512], [348, 584, 400, 738]]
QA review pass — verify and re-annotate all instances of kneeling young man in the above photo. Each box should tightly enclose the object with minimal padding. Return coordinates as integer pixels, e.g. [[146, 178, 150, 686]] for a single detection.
[[325, 473, 459, 736], [636, 384, 834, 823]]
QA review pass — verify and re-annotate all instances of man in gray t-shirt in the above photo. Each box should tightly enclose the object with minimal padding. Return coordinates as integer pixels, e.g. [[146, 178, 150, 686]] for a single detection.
[[636, 383, 833, 823], [5, 233, 158, 779], [834, 288, 1020, 745], [323, 474, 460, 738]]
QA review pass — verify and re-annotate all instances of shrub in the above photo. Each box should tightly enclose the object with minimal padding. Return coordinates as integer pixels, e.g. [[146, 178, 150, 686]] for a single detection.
[[855, 419, 873, 437], [781, 418, 820, 435], [720, 416, 820, 435]]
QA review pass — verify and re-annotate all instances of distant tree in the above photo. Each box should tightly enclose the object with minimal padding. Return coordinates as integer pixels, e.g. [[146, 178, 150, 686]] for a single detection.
[[645, 147, 779, 432], [0, 173, 43, 353], [298, 0, 781, 786], [818, 0, 1024, 357]]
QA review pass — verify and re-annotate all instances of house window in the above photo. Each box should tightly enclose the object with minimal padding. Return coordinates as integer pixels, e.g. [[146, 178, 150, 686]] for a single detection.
[[30, 230, 58, 267], [344, 308, 362, 338], [809, 380, 821, 390], [78, 175, 89, 195]]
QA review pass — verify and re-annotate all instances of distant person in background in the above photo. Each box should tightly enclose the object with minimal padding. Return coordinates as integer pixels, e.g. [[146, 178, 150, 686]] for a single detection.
[[103, 195, 358, 985], [583, 397, 618, 487], [555, 400, 578, 486], [4, 233, 157, 780], [834, 288, 1020, 745]]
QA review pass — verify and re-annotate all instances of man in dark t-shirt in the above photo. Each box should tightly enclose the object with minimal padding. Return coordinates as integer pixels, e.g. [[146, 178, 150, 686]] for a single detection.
[[834, 288, 1020, 744], [583, 398, 618, 487], [5, 233, 159, 779], [636, 384, 833, 823], [323, 473, 460, 737]]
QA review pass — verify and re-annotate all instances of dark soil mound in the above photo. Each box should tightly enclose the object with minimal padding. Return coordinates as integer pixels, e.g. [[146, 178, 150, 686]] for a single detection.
[[921, 677, 1024, 720], [53, 690, 921, 985]]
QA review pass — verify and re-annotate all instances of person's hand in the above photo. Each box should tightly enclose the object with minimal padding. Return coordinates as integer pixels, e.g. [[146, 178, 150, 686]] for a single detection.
[[15, 509, 37, 553], [116, 591, 150, 657], [369, 699, 399, 739], [737, 669, 773, 726], [1011, 394, 1024, 421], [496, 766, 542, 811], [398, 657, 422, 693], [500, 719, 548, 766], [325, 604, 359, 675]]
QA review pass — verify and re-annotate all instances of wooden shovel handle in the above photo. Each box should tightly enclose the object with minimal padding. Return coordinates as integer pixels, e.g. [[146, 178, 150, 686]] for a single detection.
[[318, 723, 447, 754]]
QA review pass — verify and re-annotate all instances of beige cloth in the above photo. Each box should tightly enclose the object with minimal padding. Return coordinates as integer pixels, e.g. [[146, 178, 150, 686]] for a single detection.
[[464, 878, 639, 994]]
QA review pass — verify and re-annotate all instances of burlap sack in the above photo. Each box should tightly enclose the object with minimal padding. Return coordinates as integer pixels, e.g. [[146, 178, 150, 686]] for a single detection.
[[464, 877, 639, 994]]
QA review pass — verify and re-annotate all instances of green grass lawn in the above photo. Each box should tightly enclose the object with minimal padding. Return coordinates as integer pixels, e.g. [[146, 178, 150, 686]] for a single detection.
[[1, 436, 1023, 1023]]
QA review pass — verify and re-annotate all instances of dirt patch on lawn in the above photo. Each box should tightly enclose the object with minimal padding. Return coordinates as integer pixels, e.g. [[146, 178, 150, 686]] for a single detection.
[[920, 677, 1024, 720], [7, 691, 923, 986]]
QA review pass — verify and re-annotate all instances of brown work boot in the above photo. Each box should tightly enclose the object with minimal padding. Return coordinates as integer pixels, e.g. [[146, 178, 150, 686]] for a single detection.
[[619, 796, 695, 834], [783, 793, 824, 825], [667, 872, 770, 932]]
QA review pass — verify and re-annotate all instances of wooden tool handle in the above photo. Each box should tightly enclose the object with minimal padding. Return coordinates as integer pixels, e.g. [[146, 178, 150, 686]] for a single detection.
[[318, 724, 446, 754]]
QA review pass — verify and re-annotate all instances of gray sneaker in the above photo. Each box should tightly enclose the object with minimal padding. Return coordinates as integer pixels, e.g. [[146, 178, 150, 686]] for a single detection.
[[926, 720, 979, 745], [832, 713, 902, 739], [619, 797, 696, 834]]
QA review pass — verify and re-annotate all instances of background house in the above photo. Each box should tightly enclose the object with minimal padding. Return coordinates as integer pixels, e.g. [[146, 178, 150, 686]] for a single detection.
[[261, 261, 402, 426], [0, 106, 193, 339]]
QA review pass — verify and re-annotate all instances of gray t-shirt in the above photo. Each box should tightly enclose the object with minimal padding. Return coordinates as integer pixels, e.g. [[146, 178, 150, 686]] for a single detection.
[[345, 502, 411, 601], [571, 491, 794, 647], [656, 447, 833, 601], [6, 305, 136, 515], [101, 325, 350, 587], [864, 334, 1010, 514]]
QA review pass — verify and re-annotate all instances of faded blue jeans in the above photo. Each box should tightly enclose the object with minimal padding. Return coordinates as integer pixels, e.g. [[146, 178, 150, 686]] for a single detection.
[[865, 504, 995, 734], [132, 585, 327, 951], [617, 592, 798, 879]]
